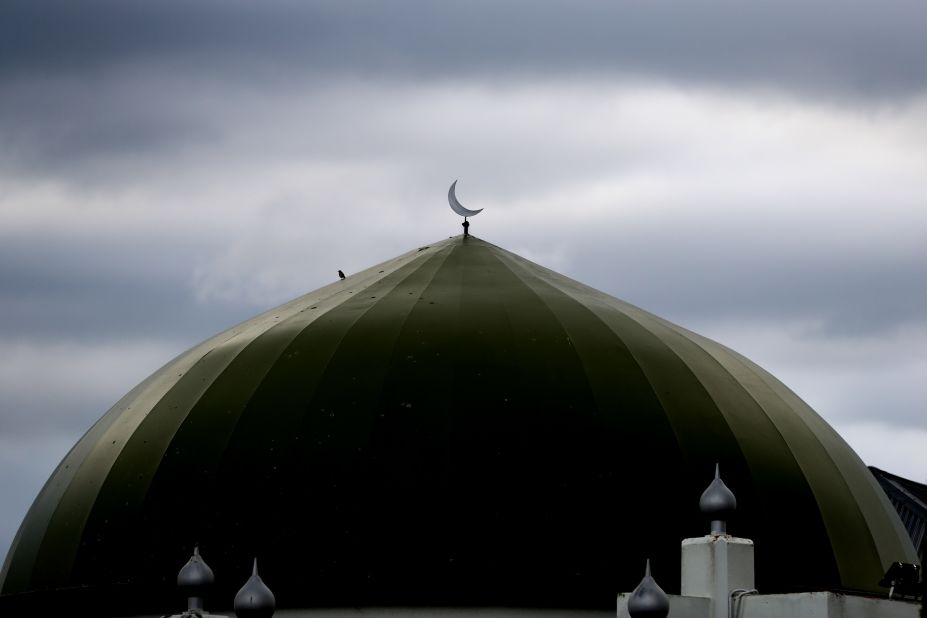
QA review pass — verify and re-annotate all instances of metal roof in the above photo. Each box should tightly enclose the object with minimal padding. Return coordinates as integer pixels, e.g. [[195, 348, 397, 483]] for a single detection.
[[0, 235, 915, 614]]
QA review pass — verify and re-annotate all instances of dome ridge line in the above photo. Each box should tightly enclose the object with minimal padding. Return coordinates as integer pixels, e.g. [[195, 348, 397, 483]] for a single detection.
[[490, 245, 689, 441], [276, 241, 458, 423], [738, 348, 916, 574], [95, 242, 463, 555], [520, 256, 742, 466], [1, 234, 916, 605], [696, 333, 893, 589], [494, 247, 912, 590], [19, 240, 453, 592], [484, 244, 627, 414]]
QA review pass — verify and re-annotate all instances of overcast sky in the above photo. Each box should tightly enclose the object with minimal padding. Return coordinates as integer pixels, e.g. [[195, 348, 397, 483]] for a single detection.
[[2, 0, 926, 564]]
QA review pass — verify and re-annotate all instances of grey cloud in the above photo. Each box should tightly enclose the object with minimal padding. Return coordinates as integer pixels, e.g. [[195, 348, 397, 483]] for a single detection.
[[835, 423, 927, 483], [2, 77, 922, 342], [0, 376, 121, 437], [0, 72, 219, 179], [488, 208, 927, 339], [0, 433, 76, 558], [693, 319, 927, 429], [0, 238, 255, 343], [1, 0, 925, 565], [1, 1, 926, 99], [588, 239, 927, 338], [0, 338, 178, 437], [751, 331, 924, 429]]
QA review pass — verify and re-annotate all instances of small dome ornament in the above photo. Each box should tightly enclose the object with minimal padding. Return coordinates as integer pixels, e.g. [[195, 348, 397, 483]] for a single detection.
[[699, 463, 737, 535], [234, 558, 276, 618], [177, 545, 216, 614], [627, 559, 670, 618]]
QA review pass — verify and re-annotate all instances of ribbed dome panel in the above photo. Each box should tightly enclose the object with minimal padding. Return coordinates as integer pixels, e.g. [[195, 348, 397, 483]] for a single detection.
[[1, 236, 914, 611]]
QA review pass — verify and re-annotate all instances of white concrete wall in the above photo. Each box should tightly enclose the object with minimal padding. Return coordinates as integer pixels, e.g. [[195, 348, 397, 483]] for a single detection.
[[154, 598, 922, 618], [741, 592, 920, 618], [681, 534, 755, 618]]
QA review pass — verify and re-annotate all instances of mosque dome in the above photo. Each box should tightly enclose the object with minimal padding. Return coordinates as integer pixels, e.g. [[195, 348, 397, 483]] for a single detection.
[[0, 235, 915, 613]]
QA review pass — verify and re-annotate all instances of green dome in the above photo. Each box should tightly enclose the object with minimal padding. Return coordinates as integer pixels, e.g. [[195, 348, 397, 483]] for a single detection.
[[0, 236, 915, 612]]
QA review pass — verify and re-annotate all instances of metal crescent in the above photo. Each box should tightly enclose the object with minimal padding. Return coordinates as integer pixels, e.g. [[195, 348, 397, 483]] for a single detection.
[[448, 180, 483, 217]]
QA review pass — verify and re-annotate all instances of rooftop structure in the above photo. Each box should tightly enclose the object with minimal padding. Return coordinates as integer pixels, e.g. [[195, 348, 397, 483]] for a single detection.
[[0, 235, 916, 616], [871, 467, 927, 564]]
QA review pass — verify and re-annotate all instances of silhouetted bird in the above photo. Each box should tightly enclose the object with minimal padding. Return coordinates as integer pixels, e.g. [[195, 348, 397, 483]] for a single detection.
[[338, 270, 346, 280]]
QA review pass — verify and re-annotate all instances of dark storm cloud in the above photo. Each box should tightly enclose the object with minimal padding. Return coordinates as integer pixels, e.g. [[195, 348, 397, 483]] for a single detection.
[[2, 0, 926, 97], [0, 72, 218, 178], [2, 0, 925, 186], [4, 0, 926, 184]]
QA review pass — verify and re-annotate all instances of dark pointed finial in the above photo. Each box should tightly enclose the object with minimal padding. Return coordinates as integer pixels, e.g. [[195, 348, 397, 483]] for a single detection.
[[178, 544, 215, 587], [699, 463, 737, 535], [627, 559, 670, 618], [234, 557, 276, 618], [177, 544, 215, 612]]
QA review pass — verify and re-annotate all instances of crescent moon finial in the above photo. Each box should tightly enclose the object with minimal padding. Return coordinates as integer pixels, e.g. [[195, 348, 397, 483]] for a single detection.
[[448, 180, 483, 218]]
